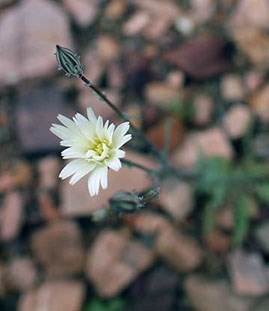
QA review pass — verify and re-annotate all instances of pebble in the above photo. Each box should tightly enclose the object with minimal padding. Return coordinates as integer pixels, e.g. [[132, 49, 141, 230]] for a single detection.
[[63, 0, 98, 27], [15, 83, 77, 155], [223, 104, 251, 139], [19, 280, 85, 311], [250, 83, 269, 122], [221, 74, 245, 101], [31, 221, 84, 277], [37, 156, 61, 190], [159, 180, 194, 223], [155, 225, 203, 272], [227, 249, 269, 296], [0, 191, 23, 241], [193, 94, 214, 126], [145, 82, 180, 108], [229, 0, 269, 30], [6, 258, 37, 292], [172, 127, 233, 169], [86, 230, 154, 297], [185, 274, 252, 311], [0, 0, 72, 87], [233, 29, 269, 69]]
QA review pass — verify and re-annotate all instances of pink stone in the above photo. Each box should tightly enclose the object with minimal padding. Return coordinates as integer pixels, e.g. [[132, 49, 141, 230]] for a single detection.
[[86, 230, 154, 297], [0, 191, 23, 241], [19, 281, 85, 311], [0, 0, 72, 87]]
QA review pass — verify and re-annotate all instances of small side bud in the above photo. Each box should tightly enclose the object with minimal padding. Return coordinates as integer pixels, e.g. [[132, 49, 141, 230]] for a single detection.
[[55, 45, 83, 78], [109, 191, 144, 215]]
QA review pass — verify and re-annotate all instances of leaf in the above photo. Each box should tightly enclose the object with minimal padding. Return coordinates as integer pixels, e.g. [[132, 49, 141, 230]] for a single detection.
[[232, 195, 251, 246], [202, 200, 219, 235], [254, 183, 269, 204]]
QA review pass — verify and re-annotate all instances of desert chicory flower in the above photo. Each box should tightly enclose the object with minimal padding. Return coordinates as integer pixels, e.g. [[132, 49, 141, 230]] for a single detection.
[[50, 108, 132, 196]]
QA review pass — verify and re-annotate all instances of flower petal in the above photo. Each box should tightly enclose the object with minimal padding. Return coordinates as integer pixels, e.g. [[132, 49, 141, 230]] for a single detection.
[[87, 107, 97, 124], [106, 158, 122, 171], [69, 162, 96, 185], [112, 122, 131, 148], [59, 159, 84, 179]]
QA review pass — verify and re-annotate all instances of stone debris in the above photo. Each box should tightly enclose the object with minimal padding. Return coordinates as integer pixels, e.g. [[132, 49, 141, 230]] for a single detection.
[[0, 0, 72, 87], [193, 94, 214, 126], [223, 104, 251, 139], [18, 280, 84, 311], [155, 225, 203, 272], [31, 221, 84, 277], [172, 127, 233, 169], [85, 230, 154, 297], [159, 180, 194, 223], [6, 258, 37, 292], [227, 249, 269, 296], [250, 83, 269, 122], [0, 191, 23, 241], [221, 74, 245, 101], [185, 274, 253, 311], [37, 156, 61, 190], [63, 0, 98, 27]]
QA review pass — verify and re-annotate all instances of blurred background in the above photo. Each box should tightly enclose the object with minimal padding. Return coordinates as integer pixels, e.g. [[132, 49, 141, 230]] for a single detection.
[[1, 0, 269, 310]]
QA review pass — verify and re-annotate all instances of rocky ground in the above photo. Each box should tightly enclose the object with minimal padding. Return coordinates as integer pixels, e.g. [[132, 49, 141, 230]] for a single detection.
[[1, 0, 269, 310]]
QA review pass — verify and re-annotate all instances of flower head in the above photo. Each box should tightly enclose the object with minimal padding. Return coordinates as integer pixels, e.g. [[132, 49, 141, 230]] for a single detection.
[[50, 108, 132, 196]]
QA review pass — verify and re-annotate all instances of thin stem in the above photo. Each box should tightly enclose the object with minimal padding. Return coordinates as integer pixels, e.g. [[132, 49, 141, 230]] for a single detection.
[[122, 159, 157, 176], [80, 74, 197, 182], [80, 75, 165, 159]]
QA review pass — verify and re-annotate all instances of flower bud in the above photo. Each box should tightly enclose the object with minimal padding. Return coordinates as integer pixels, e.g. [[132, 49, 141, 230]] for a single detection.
[[55, 45, 83, 78], [109, 191, 143, 215]]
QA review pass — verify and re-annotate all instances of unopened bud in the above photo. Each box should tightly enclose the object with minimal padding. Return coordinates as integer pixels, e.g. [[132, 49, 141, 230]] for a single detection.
[[55, 45, 83, 78], [109, 191, 143, 215]]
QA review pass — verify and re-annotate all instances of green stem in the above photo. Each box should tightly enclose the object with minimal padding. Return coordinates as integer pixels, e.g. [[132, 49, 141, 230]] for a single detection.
[[121, 159, 157, 176]]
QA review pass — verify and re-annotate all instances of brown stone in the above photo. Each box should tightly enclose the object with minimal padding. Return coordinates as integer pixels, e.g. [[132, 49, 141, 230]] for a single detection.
[[193, 94, 214, 126], [145, 82, 180, 107], [155, 226, 203, 272], [60, 151, 156, 216], [146, 117, 184, 153], [250, 83, 269, 122], [124, 212, 171, 235], [233, 29, 269, 68], [104, 0, 127, 20], [223, 104, 251, 139], [15, 84, 77, 155], [227, 249, 269, 296], [6, 258, 37, 291], [244, 70, 264, 93], [63, 0, 98, 26], [31, 221, 84, 277], [123, 11, 150, 36], [221, 74, 245, 101], [37, 190, 60, 222], [164, 36, 231, 80], [190, 0, 216, 23], [86, 230, 154, 297], [185, 274, 252, 311], [159, 180, 193, 222], [0, 191, 23, 241], [172, 127, 233, 169], [18, 281, 84, 311], [37, 156, 60, 189], [0, 0, 72, 87], [229, 0, 269, 30]]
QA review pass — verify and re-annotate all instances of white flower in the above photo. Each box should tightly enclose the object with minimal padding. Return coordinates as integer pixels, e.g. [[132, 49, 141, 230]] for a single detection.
[[50, 108, 132, 196]]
